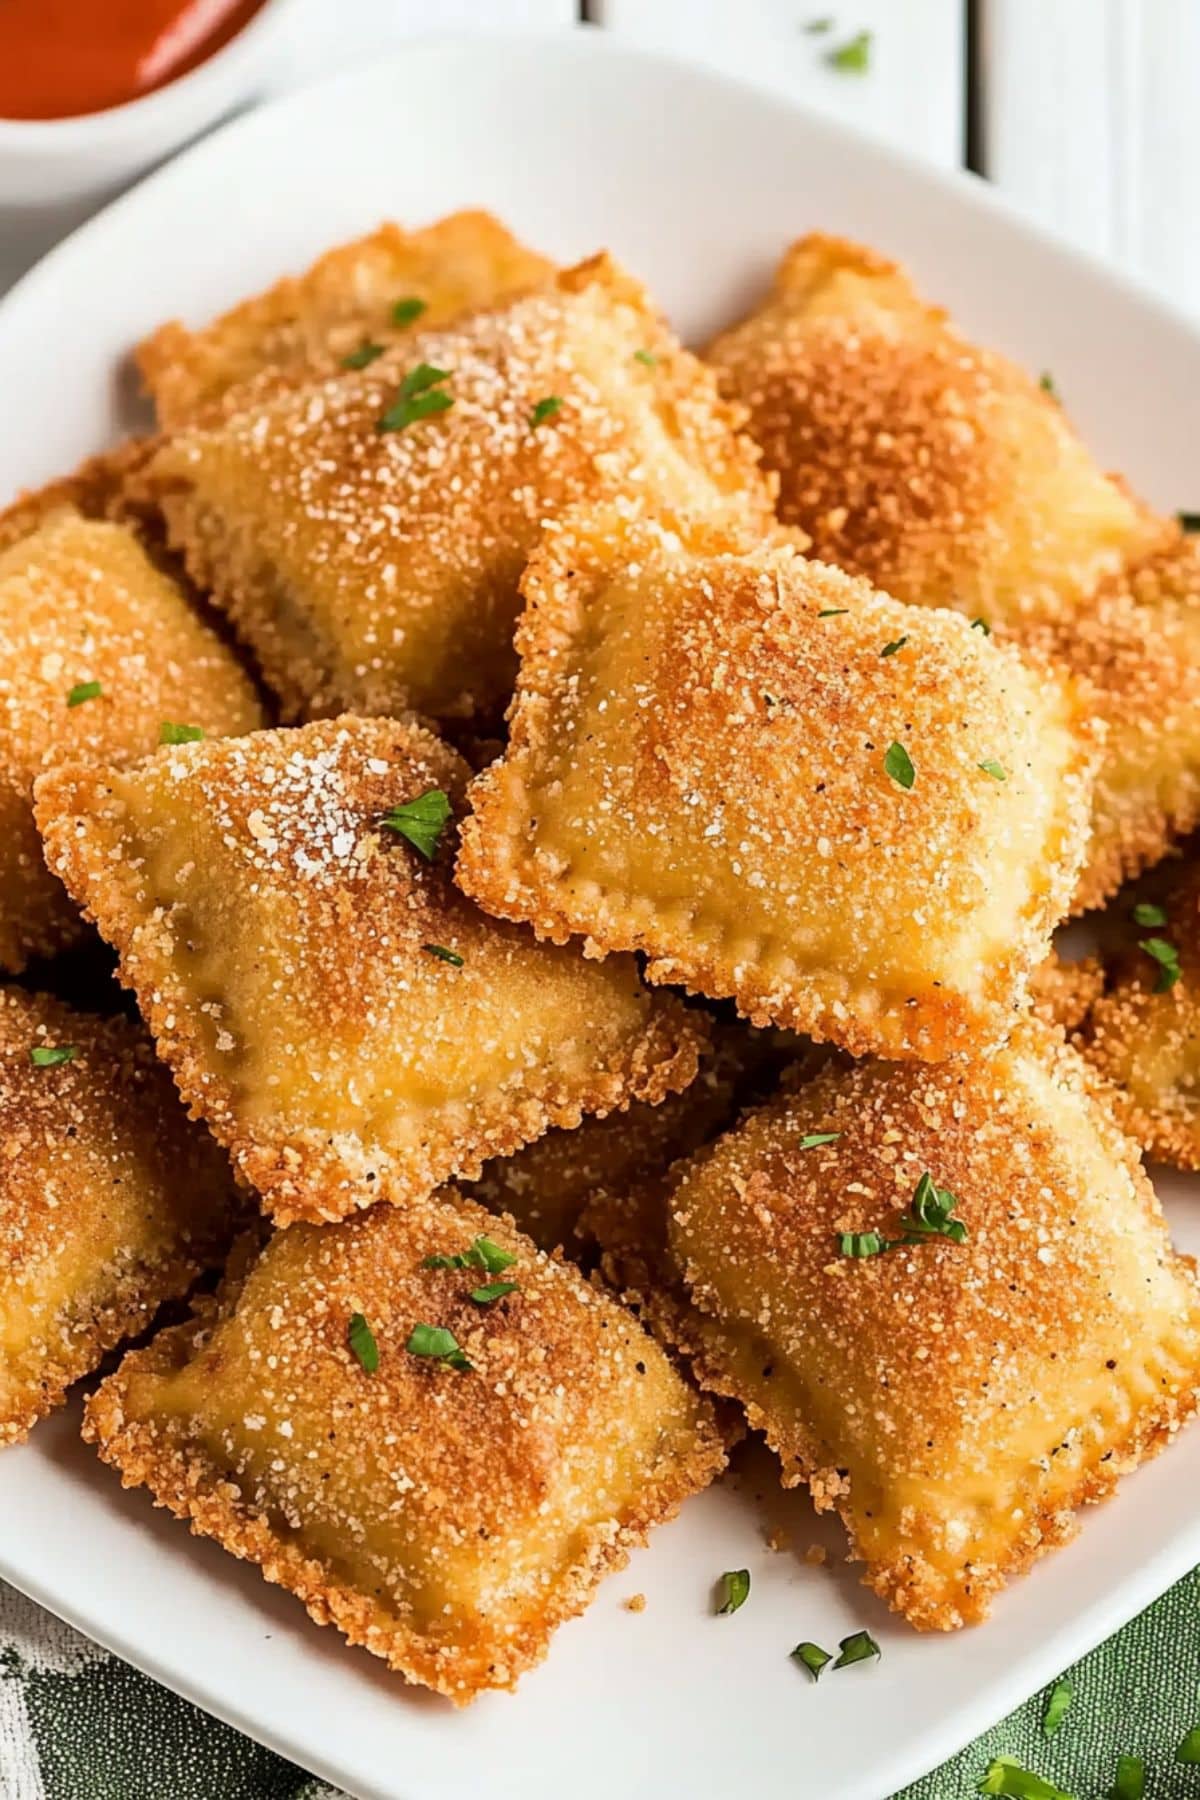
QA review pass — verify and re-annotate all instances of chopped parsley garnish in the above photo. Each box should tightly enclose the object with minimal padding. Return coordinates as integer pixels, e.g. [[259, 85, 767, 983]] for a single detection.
[[381, 787, 452, 860], [347, 1312, 379, 1374], [422, 1234, 517, 1276], [1177, 1726, 1200, 1763], [529, 395, 564, 429], [1042, 1676, 1072, 1738], [1110, 1756, 1144, 1800], [633, 348, 659, 367], [341, 341, 385, 370], [30, 1044, 77, 1068], [979, 759, 1007, 781], [884, 741, 915, 790], [818, 608, 848, 618], [791, 1640, 831, 1680], [67, 680, 101, 707], [977, 1759, 1075, 1800], [406, 1323, 471, 1371], [391, 296, 427, 328], [902, 1171, 968, 1243], [1140, 935, 1181, 992], [716, 1568, 750, 1614], [1131, 901, 1167, 928], [838, 1231, 889, 1258], [377, 362, 453, 433], [159, 722, 204, 745], [423, 943, 464, 966], [880, 637, 908, 658], [971, 617, 991, 635], [832, 1629, 880, 1669], [802, 15, 833, 32], [470, 1280, 519, 1306], [1180, 511, 1200, 532], [799, 1132, 841, 1149], [1039, 372, 1058, 398], [826, 29, 871, 72]]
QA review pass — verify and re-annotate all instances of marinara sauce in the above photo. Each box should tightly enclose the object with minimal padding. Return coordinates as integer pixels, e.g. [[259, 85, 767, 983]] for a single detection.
[[0, 0, 268, 120]]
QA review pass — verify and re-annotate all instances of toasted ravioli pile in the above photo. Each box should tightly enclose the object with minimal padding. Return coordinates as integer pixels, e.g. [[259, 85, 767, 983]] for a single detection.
[[4, 208, 1199, 1695]]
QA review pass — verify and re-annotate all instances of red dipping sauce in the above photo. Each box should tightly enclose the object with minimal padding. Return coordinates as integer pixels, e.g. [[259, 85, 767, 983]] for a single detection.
[[0, 0, 268, 121]]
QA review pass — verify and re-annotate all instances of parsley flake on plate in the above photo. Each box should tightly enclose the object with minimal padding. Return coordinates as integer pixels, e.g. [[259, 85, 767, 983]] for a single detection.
[[406, 1324, 472, 1371], [818, 607, 848, 618], [381, 787, 452, 860], [1177, 1725, 1200, 1763], [979, 758, 1007, 781], [884, 741, 915, 790], [470, 1280, 519, 1306], [1042, 1676, 1071, 1737], [67, 680, 101, 707], [1177, 511, 1199, 532], [423, 943, 464, 966], [901, 1171, 968, 1244], [799, 1132, 841, 1149], [633, 348, 659, 367], [791, 1640, 831, 1680], [30, 1044, 77, 1068], [832, 1629, 880, 1669], [970, 617, 991, 635], [1109, 1755, 1144, 1800], [1039, 372, 1059, 398], [716, 1569, 750, 1614], [1131, 901, 1167, 928], [159, 722, 204, 745], [825, 29, 871, 73], [837, 1230, 889, 1258], [347, 1312, 379, 1374], [377, 362, 453, 434], [880, 636, 908, 658], [422, 1234, 517, 1275]]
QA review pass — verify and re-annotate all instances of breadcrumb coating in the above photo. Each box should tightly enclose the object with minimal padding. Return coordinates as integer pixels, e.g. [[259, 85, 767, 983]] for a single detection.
[[138, 211, 556, 429], [0, 507, 263, 972], [0, 986, 241, 1445], [706, 232, 1168, 623], [1029, 949, 1104, 1034], [0, 439, 155, 553], [706, 231, 1199, 912], [1077, 858, 1200, 1167], [458, 506, 1097, 1061], [140, 254, 774, 727], [83, 1189, 724, 1701], [657, 1024, 1200, 1629], [36, 715, 706, 1226]]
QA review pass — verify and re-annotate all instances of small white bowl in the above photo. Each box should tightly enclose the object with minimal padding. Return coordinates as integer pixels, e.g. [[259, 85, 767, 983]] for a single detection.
[[0, 0, 302, 207]]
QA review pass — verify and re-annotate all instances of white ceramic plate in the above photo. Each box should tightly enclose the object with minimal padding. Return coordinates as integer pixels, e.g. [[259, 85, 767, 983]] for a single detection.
[[2, 33, 1199, 1800]]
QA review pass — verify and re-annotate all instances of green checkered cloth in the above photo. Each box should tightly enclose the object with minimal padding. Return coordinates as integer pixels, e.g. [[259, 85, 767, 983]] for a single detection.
[[3, 1571, 1198, 1798]]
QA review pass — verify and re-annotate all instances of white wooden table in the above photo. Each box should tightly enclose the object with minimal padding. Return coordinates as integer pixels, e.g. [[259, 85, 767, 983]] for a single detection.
[[2, 0, 1198, 318]]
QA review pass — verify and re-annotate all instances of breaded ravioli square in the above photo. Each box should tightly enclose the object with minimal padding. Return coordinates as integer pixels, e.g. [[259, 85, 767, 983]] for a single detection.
[[706, 232, 1168, 625], [1077, 859, 1200, 1168], [0, 507, 264, 972], [660, 1025, 1200, 1630], [458, 510, 1096, 1061], [707, 232, 1200, 911], [141, 255, 774, 726], [36, 715, 705, 1227], [0, 986, 240, 1445], [138, 210, 556, 429], [83, 1190, 724, 1702]]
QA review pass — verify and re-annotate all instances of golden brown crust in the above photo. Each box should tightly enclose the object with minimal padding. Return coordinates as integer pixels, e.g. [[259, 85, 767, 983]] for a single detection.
[[0, 440, 156, 554], [138, 254, 775, 727], [137, 211, 556, 430], [36, 714, 707, 1226], [1076, 858, 1200, 1166], [0, 986, 241, 1445], [706, 231, 1168, 624], [84, 1190, 724, 1701], [653, 1023, 1200, 1629], [0, 507, 264, 972], [458, 506, 1097, 1062], [1028, 948, 1105, 1034]]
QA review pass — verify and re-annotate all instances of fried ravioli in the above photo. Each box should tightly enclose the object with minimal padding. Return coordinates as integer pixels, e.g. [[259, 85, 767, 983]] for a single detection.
[[83, 1190, 724, 1701], [0, 986, 240, 1445], [658, 1025, 1200, 1629], [458, 509, 1096, 1062], [140, 255, 774, 727], [707, 232, 1200, 911], [36, 715, 706, 1227], [1077, 859, 1200, 1167], [137, 210, 556, 429], [0, 507, 264, 972]]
